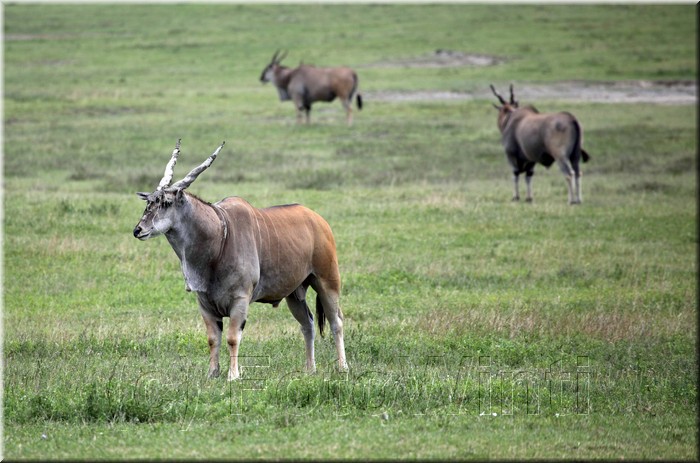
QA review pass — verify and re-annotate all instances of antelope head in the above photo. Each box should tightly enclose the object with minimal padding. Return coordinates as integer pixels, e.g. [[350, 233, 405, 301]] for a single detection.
[[133, 139, 225, 240], [490, 84, 519, 130], [260, 49, 288, 83]]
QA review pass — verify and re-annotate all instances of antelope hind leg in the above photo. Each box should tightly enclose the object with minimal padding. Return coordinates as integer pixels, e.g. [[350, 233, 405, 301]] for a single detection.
[[574, 172, 582, 204], [342, 99, 353, 126], [315, 287, 348, 371], [556, 159, 578, 205]]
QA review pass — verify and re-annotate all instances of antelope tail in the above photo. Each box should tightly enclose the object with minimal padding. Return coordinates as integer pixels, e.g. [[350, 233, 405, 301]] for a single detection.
[[581, 149, 590, 163], [316, 293, 326, 337], [573, 120, 591, 163], [352, 72, 363, 111]]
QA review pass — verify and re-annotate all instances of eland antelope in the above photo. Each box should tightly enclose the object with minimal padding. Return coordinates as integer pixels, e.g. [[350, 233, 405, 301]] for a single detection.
[[133, 140, 348, 380], [490, 84, 590, 204], [260, 50, 363, 125]]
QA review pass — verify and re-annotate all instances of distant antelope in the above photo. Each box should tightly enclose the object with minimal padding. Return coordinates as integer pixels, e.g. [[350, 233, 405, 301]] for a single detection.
[[260, 50, 363, 125], [133, 140, 348, 380], [490, 84, 590, 204]]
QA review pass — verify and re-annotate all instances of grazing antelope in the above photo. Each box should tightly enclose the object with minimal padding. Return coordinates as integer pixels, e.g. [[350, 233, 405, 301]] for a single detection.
[[133, 140, 348, 380], [260, 50, 363, 125], [490, 84, 590, 204]]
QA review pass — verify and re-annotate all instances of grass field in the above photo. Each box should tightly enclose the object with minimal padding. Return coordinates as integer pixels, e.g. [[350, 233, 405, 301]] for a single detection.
[[3, 3, 697, 460]]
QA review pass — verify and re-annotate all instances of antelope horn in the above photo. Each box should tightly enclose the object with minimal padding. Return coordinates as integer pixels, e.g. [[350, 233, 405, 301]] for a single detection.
[[170, 141, 225, 191], [277, 49, 288, 63], [509, 84, 516, 104], [490, 84, 507, 105], [271, 49, 280, 64], [157, 138, 182, 191]]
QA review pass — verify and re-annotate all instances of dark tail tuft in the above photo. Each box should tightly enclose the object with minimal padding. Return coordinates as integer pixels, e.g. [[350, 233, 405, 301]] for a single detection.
[[573, 119, 590, 163], [352, 72, 362, 111], [316, 293, 326, 337]]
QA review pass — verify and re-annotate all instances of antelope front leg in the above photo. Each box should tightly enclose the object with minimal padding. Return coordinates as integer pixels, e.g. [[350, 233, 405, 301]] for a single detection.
[[200, 308, 223, 379], [525, 170, 534, 202], [227, 300, 250, 381], [285, 290, 316, 374], [512, 172, 520, 201]]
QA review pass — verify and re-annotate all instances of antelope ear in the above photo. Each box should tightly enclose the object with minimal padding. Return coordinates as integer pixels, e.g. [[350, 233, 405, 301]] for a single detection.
[[137, 192, 150, 201]]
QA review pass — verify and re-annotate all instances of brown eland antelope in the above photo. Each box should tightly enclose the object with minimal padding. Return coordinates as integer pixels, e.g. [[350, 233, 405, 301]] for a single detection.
[[490, 84, 590, 204], [260, 50, 363, 125], [133, 140, 348, 380]]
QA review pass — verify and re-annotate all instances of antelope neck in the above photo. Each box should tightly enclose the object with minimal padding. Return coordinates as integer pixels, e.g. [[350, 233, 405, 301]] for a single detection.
[[211, 203, 228, 261], [165, 197, 228, 294], [498, 110, 514, 133], [274, 66, 293, 87]]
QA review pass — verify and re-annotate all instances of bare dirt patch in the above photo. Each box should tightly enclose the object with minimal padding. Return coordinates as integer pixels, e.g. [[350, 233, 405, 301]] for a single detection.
[[367, 49, 506, 68], [4, 33, 73, 41], [369, 80, 696, 105]]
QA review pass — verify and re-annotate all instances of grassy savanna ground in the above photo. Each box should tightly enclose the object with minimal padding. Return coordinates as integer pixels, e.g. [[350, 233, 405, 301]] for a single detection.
[[3, 3, 697, 460]]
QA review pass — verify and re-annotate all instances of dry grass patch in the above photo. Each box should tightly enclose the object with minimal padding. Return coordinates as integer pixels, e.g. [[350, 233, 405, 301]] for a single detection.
[[417, 303, 694, 342]]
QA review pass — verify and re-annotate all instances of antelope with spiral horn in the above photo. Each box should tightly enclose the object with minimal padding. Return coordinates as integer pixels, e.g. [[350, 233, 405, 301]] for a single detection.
[[134, 140, 348, 380], [260, 50, 363, 125], [490, 84, 591, 204]]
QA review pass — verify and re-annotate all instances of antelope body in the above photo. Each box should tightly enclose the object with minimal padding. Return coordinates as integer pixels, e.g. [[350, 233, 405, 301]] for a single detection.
[[260, 50, 363, 125], [133, 140, 348, 380], [490, 85, 590, 204]]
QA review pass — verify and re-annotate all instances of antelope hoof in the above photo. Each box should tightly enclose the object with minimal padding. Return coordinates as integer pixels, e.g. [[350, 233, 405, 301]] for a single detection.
[[207, 367, 221, 379], [227, 370, 240, 382], [512, 196, 520, 202], [525, 197, 533, 203], [305, 362, 317, 374]]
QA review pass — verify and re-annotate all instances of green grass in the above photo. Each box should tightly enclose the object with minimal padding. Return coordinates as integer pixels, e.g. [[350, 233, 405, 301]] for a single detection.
[[3, 3, 697, 461]]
